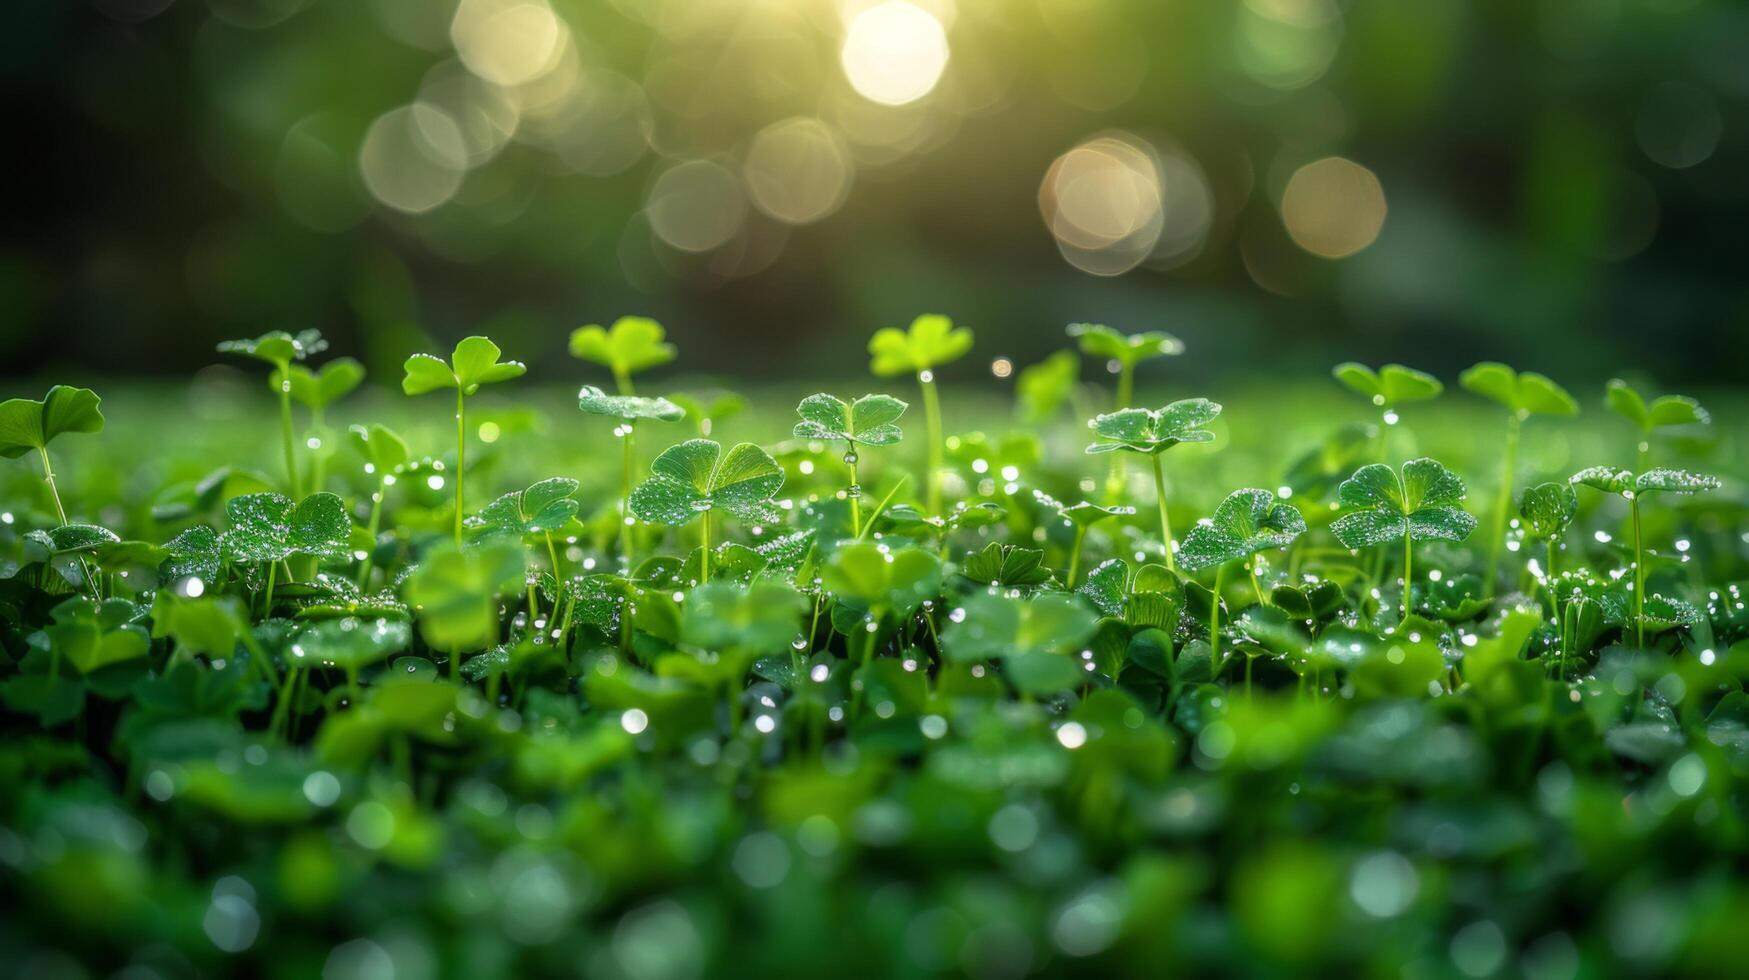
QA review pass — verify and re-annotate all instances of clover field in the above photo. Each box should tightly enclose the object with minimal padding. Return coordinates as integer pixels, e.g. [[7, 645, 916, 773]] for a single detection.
[[3, 318, 1749, 979]]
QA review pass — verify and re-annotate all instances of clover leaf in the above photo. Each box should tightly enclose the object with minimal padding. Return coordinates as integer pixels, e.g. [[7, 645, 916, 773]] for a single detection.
[[1569, 466, 1721, 497], [45, 596, 151, 674], [668, 390, 745, 436], [1332, 459, 1477, 549], [1332, 363, 1442, 408], [349, 424, 409, 476], [291, 617, 411, 672], [1067, 323, 1184, 368], [402, 539, 525, 657], [469, 478, 580, 538], [578, 385, 685, 422], [221, 492, 352, 563], [1458, 363, 1578, 418], [629, 439, 783, 527], [868, 314, 973, 377], [0, 385, 105, 459], [1605, 379, 1708, 434], [680, 580, 807, 652], [941, 592, 1098, 695], [792, 393, 907, 447], [1015, 350, 1079, 425], [960, 542, 1052, 589], [401, 336, 526, 397], [217, 329, 326, 368], [1085, 399, 1221, 455], [1179, 489, 1307, 572], [821, 543, 942, 621], [569, 316, 676, 390], [1518, 482, 1577, 541], [276, 357, 365, 411]]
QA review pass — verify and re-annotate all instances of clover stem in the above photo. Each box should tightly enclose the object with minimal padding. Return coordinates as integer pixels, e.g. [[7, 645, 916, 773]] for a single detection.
[[262, 561, 278, 618], [277, 377, 301, 499], [1150, 453, 1175, 570], [309, 406, 327, 494], [1484, 413, 1520, 597], [453, 390, 467, 546], [1209, 563, 1225, 672], [1066, 526, 1086, 589], [613, 367, 635, 398], [1631, 495, 1645, 648], [618, 423, 638, 571], [846, 441, 862, 537], [35, 446, 69, 524], [544, 532, 563, 598], [1544, 537, 1559, 607], [357, 477, 386, 588], [699, 510, 712, 583], [1107, 361, 1136, 500], [919, 371, 944, 516], [1401, 536, 1413, 623], [1249, 559, 1266, 608]]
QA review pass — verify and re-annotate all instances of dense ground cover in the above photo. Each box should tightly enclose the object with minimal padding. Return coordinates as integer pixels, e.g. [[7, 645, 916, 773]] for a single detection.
[[3, 317, 1748, 979]]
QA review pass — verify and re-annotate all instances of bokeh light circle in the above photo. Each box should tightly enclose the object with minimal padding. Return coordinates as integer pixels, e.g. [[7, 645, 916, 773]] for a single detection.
[[647, 160, 748, 253], [358, 105, 467, 214], [1280, 156, 1387, 258], [743, 118, 855, 225], [841, 2, 951, 106]]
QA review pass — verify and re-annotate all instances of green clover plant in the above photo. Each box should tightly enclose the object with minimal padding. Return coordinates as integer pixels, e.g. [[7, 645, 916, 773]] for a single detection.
[[793, 393, 907, 536], [629, 439, 783, 583], [218, 330, 328, 498], [1605, 379, 1708, 469], [578, 385, 686, 568], [569, 316, 676, 395], [0, 385, 104, 529], [1331, 459, 1476, 621], [1085, 398, 1221, 571], [1459, 362, 1578, 596], [869, 314, 973, 516], [401, 336, 526, 544], [1570, 466, 1720, 647]]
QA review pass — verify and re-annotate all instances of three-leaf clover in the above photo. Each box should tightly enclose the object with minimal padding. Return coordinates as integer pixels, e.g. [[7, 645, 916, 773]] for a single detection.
[[1014, 350, 1079, 425], [868, 314, 971, 515], [1458, 362, 1578, 594], [278, 358, 365, 413], [219, 330, 328, 497], [0, 385, 104, 525], [221, 492, 353, 564], [630, 439, 783, 581], [1518, 481, 1578, 578], [960, 542, 1053, 590], [569, 316, 676, 394], [1067, 323, 1184, 410], [1332, 459, 1476, 620], [1085, 398, 1221, 571], [402, 336, 525, 544], [941, 591, 1099, 696], [1459, 363, 1578, 419], [1605, 379, 1707, 435], [1084, 399, 1220, 454], [1035, 491, 1134, 587], [793, 393, 907, 536], [1179, 489, 1307, 574], [578, 385, 686, 423], [1570, 467, 1721, 497], [1332, 362, 1443, 410], [470, 478, 580, 538]]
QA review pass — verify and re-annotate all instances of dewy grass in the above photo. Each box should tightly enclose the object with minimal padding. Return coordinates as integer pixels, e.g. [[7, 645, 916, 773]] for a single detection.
[[2, 320, 1747, 976]]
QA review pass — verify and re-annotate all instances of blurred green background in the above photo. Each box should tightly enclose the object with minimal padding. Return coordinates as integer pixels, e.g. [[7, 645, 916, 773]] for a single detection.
[[3, 0, 1747, 384]]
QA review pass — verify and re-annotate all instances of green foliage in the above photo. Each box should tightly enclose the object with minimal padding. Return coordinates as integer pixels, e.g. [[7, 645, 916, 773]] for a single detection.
[[220, 492, 351, 563], [941, 591, 1098, 694], [1606, 379, 1708, 433], [568, 316, 677, 383], [629, 439, 783, 526], [792, 393, 907, 446], [470, 478, 580, 537], [348, 423, 409, 475], [867, 313, 973, 376], [402, 539, 524, 652], [1569, 466, 1721, 497], [1332, 362, 1442, 407], [277, 358, 365, 410], [1179, 489, 1306, 571], [0, 385, 104, 458], [821, 542, 941, 619], [401, 336, 526, 397], [1067, 323, 1184, 367], [1085, 399, 1221, 455], [1332, 459, 1477, 548], [961, 542, 1052, 588], [1458, 362, 1578, 417], [217, 329, 327, 368], [1518, 482, 1578, 540], [1015, 350, 1079, 424], [576, 385, 685, 422]]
